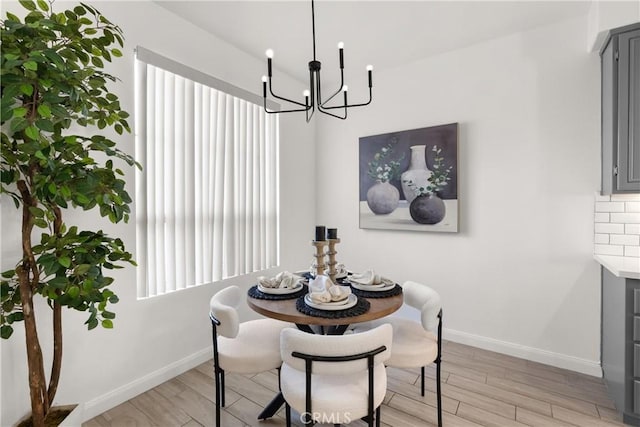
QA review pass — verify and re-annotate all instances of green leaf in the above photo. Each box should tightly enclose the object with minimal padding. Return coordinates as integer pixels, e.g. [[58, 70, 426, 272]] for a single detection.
[[111, 48, 122, 58], [35, 119, 54, 133], [28, 206, 45, 217], [23, 61, 38, 71], [102, 310, 115, 319], [68, 286, 80, 298], [19, 0, 36, 11], [87, 318, 98, 330], [58, 256, 72, 268], [20, 84, 33, 96], [1, 270, 16, 279], [24, 125, 39, 140], [37, 104, 52, 118], [36, 0, 49, 11], [10, 119, 28, 136], [101, 319, 113, 329], [1, 325, 13, 339], [13, 107, 28, 118]]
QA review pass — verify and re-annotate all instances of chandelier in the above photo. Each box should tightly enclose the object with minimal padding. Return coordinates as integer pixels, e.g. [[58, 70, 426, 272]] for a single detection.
[[261, 0, 373, 122]]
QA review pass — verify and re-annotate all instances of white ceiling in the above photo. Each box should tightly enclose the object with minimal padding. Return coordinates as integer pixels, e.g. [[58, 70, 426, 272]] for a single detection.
[[156, 1, 592, 84]]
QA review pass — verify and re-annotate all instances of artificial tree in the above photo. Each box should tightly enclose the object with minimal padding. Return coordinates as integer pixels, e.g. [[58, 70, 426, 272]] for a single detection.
[[1, 1, 138, 425]]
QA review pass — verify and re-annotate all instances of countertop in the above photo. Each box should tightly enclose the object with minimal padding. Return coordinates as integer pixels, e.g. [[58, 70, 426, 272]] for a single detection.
[[594, 255, 640, 279]]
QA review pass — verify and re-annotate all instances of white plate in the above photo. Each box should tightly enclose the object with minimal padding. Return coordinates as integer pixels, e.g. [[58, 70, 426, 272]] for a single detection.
[[304, 294, 357, 311], [258, 282, 303, 295], [350, 282, 396, 292]]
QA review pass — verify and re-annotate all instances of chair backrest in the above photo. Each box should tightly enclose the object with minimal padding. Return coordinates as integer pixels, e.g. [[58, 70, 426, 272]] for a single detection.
[[403, 281, 442, 332], [209, 286, 241, 338], [280, 324, 392, 375]]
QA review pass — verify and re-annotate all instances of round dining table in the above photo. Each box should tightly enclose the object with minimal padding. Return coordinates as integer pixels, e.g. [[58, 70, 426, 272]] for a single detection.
[[247, 287, 403, 334], [246, 278, 403, 419]]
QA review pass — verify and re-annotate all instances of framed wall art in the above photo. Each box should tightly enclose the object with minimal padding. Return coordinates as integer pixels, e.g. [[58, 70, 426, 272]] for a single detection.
[[359, 123, 459, 232]]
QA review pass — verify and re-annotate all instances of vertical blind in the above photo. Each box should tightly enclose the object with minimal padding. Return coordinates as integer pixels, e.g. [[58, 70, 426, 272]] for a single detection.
[[135, 48, 279, 298]]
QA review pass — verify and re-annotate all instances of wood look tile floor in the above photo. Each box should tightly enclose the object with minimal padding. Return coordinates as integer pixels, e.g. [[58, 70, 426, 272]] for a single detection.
[[84, 341, 623, 427]]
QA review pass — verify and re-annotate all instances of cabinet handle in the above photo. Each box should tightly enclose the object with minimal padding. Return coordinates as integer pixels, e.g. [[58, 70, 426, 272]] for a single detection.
[[614, 166, 619, 176]]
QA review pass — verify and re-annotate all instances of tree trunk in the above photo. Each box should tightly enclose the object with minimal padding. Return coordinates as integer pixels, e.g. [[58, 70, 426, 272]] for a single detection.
[[47, 206, 64, 407], [17, 180, 48, 426]]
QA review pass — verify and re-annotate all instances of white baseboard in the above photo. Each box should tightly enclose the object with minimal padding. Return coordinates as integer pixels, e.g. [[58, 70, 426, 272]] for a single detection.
[[443, 328, 603, 378], [82, 347, 212, 422]]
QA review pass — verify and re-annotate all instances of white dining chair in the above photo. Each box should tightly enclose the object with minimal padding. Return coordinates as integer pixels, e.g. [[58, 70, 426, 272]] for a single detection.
[[353, 281, 443, 426], [209, 285, 292, 426], [279, 324, 392, 427]]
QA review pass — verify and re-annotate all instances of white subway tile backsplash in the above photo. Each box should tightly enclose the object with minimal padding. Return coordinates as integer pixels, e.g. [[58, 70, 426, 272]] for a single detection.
[[595, 244, 624, 256], [595, 223, 625, 234], [594, 194, 639, 260], [627, 224, 640, 235], [610, 234, 640, 246], [610, 212, 640, 224], [595, 202, 625, 212], [626, 202, 640, 212], [611, 194, 640, 202], [625, 246, 640, 257]]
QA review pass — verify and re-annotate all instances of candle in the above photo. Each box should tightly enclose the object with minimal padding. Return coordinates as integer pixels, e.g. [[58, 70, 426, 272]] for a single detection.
[[315, 226, 326, 241], [327, 228, 338, 239]]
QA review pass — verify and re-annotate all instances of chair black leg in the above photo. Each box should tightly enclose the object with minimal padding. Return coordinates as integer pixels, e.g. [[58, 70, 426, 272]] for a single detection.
[[214, 368, 221, 426], [220, 369, 226, 407], [436, 360, 442, 427], [421, 366, 425, 396], [376, 406, 381, 427], [285, 403, 291, 427]]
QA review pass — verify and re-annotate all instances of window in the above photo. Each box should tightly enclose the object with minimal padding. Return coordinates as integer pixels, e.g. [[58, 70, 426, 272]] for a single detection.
[[135, 47, 279, 298]]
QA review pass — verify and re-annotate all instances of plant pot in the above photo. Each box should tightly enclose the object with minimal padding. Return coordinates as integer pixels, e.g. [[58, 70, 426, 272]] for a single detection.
[[401, 145, 432, 204], [14, 404, 82, 427], [409, 194, 446, 224], [366, 181, 399, 215]]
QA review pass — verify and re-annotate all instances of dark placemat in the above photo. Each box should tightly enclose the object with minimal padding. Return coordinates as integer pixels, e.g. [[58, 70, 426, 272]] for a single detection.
[[295, 295, 370, 319], [349, 283, 403, 299], [248, 284, 308, 300]]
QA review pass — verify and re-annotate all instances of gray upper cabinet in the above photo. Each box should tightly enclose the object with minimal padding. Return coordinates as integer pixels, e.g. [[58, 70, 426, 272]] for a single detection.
[[601, 23, 640, 194]]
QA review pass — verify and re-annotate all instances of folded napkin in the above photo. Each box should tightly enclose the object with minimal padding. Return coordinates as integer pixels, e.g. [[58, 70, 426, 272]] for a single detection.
[[258, 271, 302, 289], [349, 270, 394, 286], [334, 263, 348, 279], [308, 275, 352, 303]]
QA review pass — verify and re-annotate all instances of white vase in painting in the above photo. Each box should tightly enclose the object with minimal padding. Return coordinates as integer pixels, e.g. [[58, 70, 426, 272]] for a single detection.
[[401, 145, 432, 204]]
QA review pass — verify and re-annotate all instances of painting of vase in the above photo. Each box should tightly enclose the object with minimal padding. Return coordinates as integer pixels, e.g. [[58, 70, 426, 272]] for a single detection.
[[358, 123, 459, 233]]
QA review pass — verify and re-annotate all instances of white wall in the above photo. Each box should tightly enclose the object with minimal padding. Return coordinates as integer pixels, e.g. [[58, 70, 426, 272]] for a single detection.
[[0, 1, 315, 424], [587, 0, 640, 52], [316, 15, 602, 375]]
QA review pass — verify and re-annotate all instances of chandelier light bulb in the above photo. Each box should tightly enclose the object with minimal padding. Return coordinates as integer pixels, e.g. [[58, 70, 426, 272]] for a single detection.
[[342, 85, 348, 92], [303, 90, 310, 97], [337, 42, 344, 49], [262, 76, 268, 83], [366, 65, 373, 71], [265, 49, 274, 58]]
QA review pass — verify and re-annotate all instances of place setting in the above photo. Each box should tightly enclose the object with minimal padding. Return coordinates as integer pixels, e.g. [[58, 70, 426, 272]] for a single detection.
[[296, 275, 370, 318], [345, 270, 403, 298], [248, 271, 308, 300]]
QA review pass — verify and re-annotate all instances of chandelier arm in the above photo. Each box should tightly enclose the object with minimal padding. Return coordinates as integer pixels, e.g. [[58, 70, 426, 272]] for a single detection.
[[317, 104, 347, 120], [322, 87, 372, 110], [263, 97, 312, 114], [319, 74, 344, 107], [268, 79, 308, 107], [306, 104, 315, 122]]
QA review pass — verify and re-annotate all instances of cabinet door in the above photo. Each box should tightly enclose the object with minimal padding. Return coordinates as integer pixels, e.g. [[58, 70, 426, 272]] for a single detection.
[[602, 37, 617, 194], [617, 28, 640, 192]]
